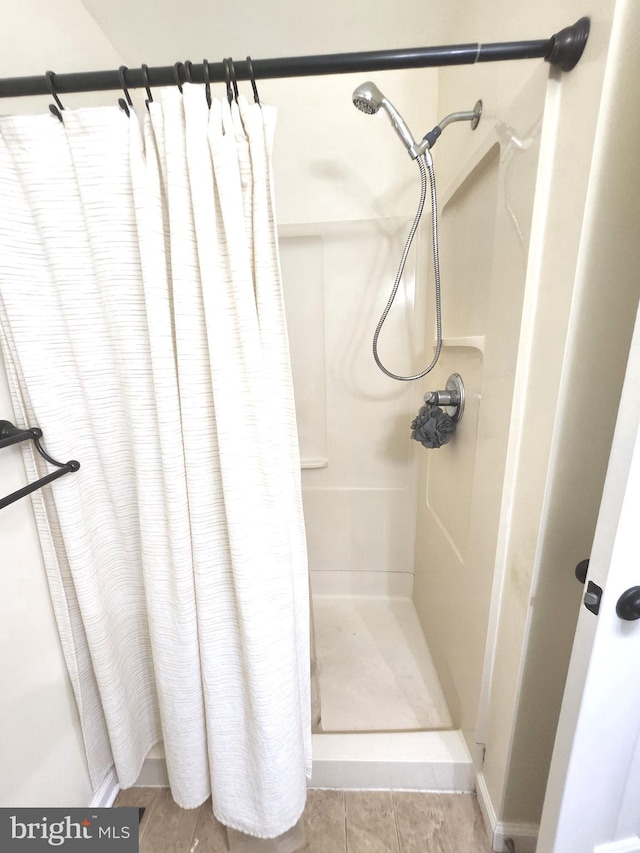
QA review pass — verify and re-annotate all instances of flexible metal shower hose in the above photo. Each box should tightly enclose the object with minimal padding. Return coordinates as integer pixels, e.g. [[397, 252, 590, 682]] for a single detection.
[[372, 152, 442, 381]]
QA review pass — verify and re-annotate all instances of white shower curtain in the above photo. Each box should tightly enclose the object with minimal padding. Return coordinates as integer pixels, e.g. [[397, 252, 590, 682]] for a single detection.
[[0, 85, 310, 839]]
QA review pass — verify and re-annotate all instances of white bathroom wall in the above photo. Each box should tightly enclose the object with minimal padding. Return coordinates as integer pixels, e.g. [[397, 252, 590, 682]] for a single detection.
[[78, 0, 462, 74], [0, 0, 126, 807]]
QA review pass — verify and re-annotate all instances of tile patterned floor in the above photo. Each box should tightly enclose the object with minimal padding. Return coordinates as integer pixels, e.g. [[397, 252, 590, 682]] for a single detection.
[[114, 787, 493, 852]]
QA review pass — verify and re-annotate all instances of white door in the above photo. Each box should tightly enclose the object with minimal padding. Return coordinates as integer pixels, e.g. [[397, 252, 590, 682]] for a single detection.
[[537, 297, 640, 852]]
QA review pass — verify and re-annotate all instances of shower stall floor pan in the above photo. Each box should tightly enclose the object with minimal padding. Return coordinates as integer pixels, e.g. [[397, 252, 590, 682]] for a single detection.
[[310, 593, 473, 791], [313, 594, 452, 732]]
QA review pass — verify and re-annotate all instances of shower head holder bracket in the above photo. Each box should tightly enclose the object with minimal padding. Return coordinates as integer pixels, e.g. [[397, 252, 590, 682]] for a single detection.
[[424, 373, 465, 422], [413, 101, 482, 157]]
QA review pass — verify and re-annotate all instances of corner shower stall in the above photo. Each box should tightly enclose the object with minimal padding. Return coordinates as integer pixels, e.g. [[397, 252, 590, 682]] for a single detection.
[[280, 62, 549, 789]]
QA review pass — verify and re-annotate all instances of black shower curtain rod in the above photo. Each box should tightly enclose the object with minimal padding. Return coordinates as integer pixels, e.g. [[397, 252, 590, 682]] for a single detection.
[[0, 18, 589, 100]]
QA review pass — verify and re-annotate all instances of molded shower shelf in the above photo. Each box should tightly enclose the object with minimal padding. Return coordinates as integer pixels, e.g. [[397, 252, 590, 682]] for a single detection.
[[300, 458, 328, 469], [435, 335, 486, 353]]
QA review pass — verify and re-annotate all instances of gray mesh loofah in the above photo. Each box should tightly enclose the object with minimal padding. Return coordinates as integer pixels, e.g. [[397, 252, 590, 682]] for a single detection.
[[410, 403, 456, 449]]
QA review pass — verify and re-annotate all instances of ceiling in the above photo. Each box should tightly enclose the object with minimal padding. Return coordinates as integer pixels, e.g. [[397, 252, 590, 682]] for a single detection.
[[78, 0, 463, 68]]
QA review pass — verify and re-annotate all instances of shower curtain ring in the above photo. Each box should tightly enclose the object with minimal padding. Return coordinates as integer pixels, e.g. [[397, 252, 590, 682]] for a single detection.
[[48, 104, 63, 123], [202, 59, 212, 108], [173, 62, 184, 93], [118, 66, 133, 106], [228, 57, 239, 102], [223, 58, 233, 105], [45, 71, 64, 121], [183, 61, 194, 84], [141, 63, 153, 110], [246, 56, 260, 105]]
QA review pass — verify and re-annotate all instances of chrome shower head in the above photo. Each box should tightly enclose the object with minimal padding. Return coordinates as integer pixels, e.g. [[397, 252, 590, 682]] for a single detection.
[[352, 81, 417, 157], [352, 81, 384, 115]]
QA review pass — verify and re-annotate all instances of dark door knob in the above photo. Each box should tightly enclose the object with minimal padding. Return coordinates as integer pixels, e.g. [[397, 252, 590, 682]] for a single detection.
[[575, 559, 589, 584], [616, 586, 640, 621]]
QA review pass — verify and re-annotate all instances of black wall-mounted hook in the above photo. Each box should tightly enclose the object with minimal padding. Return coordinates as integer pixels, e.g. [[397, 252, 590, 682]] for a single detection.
[[202, 59, 212, 107], [246, 56, 260, 105], [0, 420, 80, 511]]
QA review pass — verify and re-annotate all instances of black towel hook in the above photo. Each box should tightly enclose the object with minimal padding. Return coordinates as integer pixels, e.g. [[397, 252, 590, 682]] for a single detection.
[[173, 62, 184, 93], [228, 57, 239, 102], [202, 59, 212, 108], [222, 58, 233, 105], [0, 420, 80, 511], [45, 70, 64, 123], [246, 56, 260, 105], [141, 63, 153, 110]]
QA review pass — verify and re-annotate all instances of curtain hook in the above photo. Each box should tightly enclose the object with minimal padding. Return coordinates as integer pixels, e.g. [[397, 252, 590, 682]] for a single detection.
[[246, 56, 260, 105], [183, 61, 194, 84], [45, 70, 65, 121], [228, 57, 239, 102], [173, 62, 184, 93], [118, 98, 130, 118], [222, 59, 233, 105], [202, 59, 212, 108], [118, 65, 133, 106], [48, 104, 64, 123], [141, 63, 153, 110]]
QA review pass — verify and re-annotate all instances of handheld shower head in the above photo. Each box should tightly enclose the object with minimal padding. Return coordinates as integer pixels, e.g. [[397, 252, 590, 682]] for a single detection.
[[352, 81, 417, 157], [352, 81, 384, 115]]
